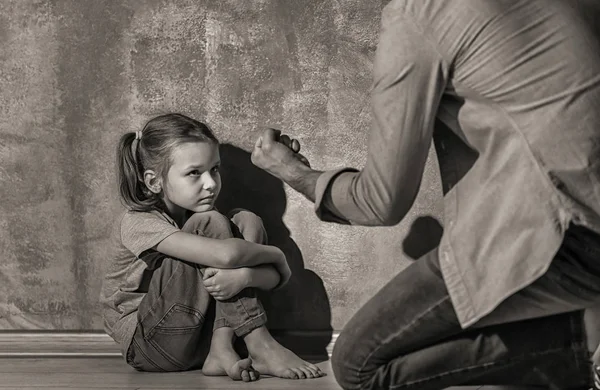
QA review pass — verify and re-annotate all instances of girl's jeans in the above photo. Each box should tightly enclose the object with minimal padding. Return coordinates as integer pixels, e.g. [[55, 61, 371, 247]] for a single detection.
[[332, 223, 600, 389], [125, 209, 268, 372]]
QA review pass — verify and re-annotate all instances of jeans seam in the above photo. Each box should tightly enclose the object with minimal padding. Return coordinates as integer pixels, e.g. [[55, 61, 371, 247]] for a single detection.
[[236, 295, 253, 318], [571, 310, 593, 385], [131, 338, 165, 372], [387, 346, 571, 389], [144, 303, 201, 339], [148, 337, 187, 370], [138, 259, 182, 326], [357, 295, 451, 380]]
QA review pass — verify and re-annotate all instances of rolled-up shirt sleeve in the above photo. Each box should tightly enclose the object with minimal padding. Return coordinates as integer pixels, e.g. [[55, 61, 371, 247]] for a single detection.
[[314, 8, 448, 226]]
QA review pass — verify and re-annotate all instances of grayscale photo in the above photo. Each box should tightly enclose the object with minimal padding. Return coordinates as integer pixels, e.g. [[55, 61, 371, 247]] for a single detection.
[[1, 1, 600, 389]]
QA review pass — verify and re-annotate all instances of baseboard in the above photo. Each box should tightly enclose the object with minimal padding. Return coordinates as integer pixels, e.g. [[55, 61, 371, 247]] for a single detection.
[[0, 330, 338, 360]]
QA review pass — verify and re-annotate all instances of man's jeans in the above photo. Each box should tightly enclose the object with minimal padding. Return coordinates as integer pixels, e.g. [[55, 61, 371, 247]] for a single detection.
[[125, 209, 268, 372], [331, 223, 600, 389]]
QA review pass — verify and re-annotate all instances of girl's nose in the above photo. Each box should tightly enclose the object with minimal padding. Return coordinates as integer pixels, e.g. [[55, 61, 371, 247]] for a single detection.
[[202, 173, 216, 190]]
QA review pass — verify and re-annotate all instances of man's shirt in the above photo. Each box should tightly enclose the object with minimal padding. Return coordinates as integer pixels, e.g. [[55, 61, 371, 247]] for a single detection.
[[314, 0, 600, 328]]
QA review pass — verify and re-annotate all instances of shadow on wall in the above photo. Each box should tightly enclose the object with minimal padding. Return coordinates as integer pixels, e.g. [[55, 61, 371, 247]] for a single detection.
[[402, 116, 480, 261], [216, 143, 333, 361], [402, 216, 444, 260]]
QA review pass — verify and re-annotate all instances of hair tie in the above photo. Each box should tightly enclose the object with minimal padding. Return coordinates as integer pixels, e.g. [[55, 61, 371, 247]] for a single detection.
[[131, 131, 141, 164]]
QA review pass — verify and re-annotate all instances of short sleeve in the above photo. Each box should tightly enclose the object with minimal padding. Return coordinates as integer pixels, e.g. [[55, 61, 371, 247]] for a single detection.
[[120, 211, 180, 257]]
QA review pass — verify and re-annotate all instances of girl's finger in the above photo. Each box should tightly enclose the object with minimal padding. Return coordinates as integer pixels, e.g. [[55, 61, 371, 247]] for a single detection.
[[203, 268, 218, 280]]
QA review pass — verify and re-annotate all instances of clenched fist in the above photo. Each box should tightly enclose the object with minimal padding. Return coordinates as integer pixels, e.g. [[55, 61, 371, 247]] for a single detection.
[[251, 128, 311, 182]]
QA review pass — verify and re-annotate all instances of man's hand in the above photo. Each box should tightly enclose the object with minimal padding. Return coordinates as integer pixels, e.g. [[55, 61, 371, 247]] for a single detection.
[[251, 128, 323, 202], [202, 267, 249, 301], [251, 129, 311, 182]]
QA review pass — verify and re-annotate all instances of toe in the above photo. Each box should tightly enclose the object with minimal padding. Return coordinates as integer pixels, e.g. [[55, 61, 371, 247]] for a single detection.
[[304, 364, 320, 378], [237, 357, 253, 370], [249, 370, 258, 381], [299, 366, 314, 379], [284, 368, 298, 379], [292, 368, 306, 379], [307, 362, 321, 372], [241, 370, 250, 382]]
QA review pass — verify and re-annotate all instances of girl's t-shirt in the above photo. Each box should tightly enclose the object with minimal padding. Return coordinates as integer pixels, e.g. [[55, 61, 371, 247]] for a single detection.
[[99, 209, 180, 356]]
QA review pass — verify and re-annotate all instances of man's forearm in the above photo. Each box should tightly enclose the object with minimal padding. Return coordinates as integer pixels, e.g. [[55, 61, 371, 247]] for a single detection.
[[285, 165, 324, 203]]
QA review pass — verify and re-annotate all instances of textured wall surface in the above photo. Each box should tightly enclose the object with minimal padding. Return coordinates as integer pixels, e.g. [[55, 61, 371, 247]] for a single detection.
[[0, 0, 444, 335]]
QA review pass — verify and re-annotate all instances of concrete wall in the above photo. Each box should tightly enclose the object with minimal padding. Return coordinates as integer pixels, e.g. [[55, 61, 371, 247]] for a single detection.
[[0, 0, 444, 337]]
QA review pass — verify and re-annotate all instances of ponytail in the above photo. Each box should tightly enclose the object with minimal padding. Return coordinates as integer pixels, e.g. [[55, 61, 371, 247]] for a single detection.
[[116, 132, 159, 211]]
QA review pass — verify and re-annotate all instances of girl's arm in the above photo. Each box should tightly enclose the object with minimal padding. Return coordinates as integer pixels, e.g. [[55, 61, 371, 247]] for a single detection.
[[245, 264, 281, 290], [202, 264, 283, 301], [156, 231, 287, 271]]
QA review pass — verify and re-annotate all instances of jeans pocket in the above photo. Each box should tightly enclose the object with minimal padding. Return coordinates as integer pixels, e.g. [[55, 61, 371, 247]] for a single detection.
[[146, 303, 205, 337], [144, 303, 207, 370]]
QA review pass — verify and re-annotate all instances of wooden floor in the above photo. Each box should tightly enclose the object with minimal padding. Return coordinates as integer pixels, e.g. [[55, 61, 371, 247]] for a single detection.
[[0, 357, 340, 390], [0, 357, 541, 390]]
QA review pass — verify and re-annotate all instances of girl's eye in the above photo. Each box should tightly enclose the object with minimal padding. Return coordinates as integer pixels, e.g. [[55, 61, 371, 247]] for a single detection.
[[211, 166, 220, 173], [188, 170, 201, 176]]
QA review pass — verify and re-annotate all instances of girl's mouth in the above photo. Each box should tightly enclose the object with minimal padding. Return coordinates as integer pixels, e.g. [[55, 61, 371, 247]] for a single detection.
[[199, 196, 214, 204]]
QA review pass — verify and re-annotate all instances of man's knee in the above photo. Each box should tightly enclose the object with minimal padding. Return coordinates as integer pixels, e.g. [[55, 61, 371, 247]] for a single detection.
[[227, 208, 267, 244], [181, 210, 233, 239], [331, 330, 364, 390]]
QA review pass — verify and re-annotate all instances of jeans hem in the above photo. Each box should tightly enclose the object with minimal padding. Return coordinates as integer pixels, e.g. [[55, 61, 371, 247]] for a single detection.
[[214, 318, 229, 331], [233, 312, 267, 337]]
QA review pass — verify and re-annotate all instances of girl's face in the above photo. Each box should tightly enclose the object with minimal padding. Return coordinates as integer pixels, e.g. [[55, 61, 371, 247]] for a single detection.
[[161, 141, 221, 216]]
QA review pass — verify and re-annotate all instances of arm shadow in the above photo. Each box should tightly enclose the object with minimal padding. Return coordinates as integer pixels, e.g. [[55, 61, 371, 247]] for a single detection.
[[402, 117, 479, 260], [216, 143, 333, 361]]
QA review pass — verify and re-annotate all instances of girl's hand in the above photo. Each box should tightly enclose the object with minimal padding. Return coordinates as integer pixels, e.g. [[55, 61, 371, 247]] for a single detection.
[[202, 268, 250, 301]]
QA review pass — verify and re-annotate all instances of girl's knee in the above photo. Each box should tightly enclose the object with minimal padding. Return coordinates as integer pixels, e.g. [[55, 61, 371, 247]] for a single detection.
[[181, 210, 233, 239], [228, 208, 267, 244]]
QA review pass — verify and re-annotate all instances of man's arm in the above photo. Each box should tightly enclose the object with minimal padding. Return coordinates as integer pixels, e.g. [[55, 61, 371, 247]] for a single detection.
[[253, 11, 447, 226]]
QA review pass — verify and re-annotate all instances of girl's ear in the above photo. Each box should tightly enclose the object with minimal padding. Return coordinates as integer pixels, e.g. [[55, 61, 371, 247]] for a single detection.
[[143, 170, 162, 194]]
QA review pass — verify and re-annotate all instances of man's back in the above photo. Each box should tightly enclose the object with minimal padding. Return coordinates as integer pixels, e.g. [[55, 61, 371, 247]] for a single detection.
[[382, 0, 600, 326]]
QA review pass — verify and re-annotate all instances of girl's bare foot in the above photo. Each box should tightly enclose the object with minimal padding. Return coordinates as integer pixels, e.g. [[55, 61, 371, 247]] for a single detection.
[[244, 326, 325, 380], [202, 327, 259, 382]]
